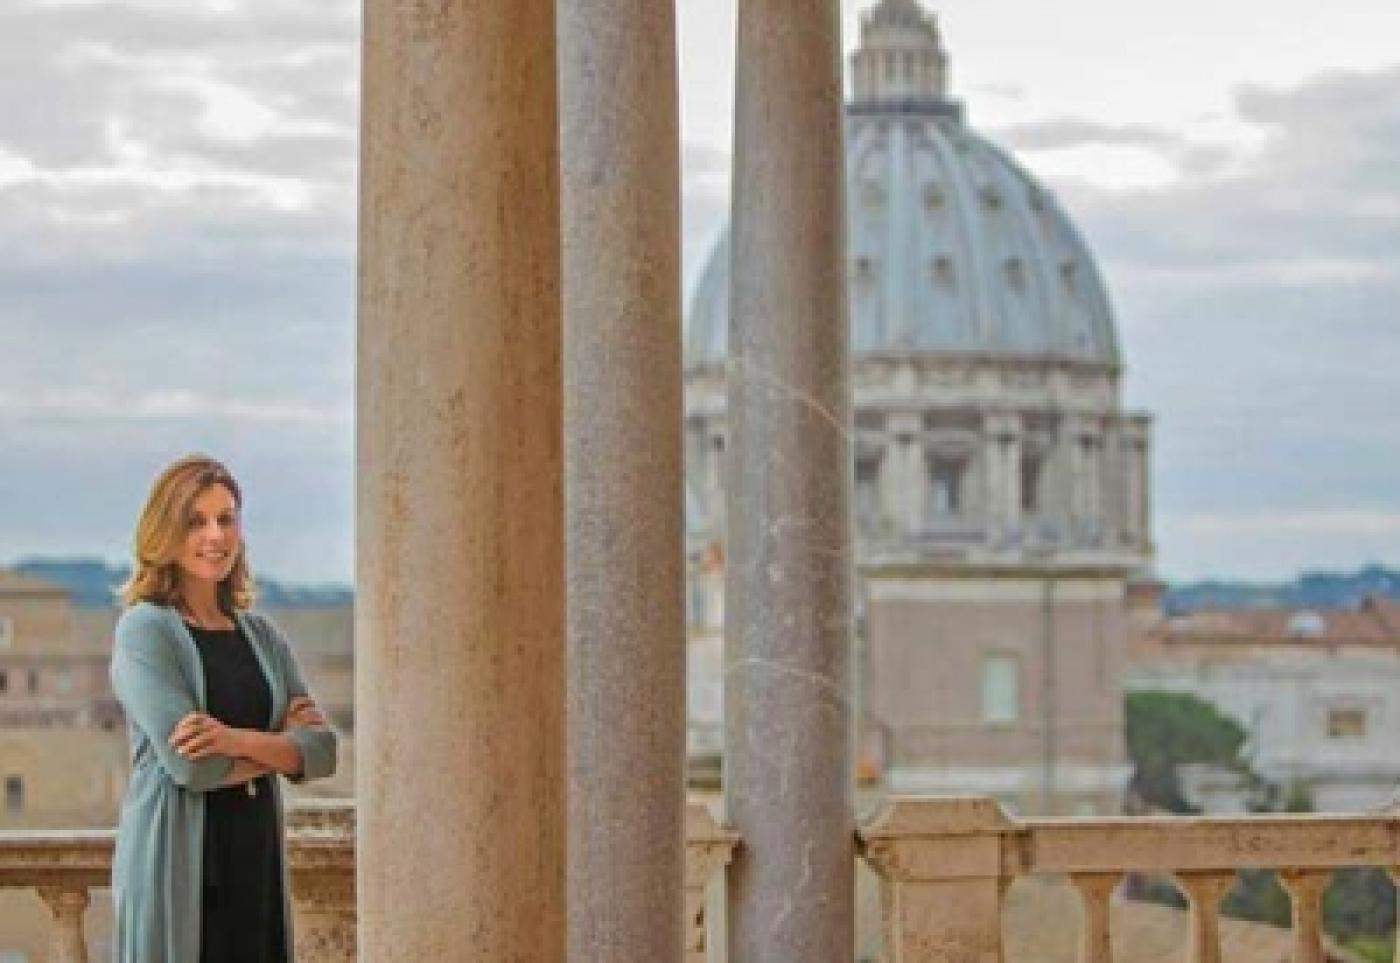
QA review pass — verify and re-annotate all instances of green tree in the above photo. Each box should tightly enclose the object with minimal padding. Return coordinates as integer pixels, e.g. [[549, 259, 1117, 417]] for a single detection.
[[1124, 690, 1250, 814]]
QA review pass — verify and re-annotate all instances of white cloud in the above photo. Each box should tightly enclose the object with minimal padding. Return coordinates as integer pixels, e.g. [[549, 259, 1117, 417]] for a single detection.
[[0, 388, 348, 426], [0, 0, 1397, 583]]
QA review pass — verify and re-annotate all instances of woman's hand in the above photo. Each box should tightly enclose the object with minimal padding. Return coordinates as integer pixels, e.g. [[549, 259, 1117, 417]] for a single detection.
[[282, 696, 327, 731], [169, 712, 245, 761]]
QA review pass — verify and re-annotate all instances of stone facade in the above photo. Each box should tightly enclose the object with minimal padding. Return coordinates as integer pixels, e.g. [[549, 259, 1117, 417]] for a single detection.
[[1129, 596, 1400, 812], [0, 573, 127, 833], [864, 569, 1130, 815]]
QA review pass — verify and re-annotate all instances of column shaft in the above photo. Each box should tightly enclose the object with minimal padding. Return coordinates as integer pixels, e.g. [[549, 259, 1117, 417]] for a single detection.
[[560, 2, 686, 961], [356, 1, 564, 959], [725, 1, 854, 959]]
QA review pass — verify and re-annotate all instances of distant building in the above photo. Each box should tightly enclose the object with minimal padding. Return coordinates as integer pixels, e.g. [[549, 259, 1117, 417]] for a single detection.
[[0, 569, 127, 830], [0, 569, 127, 963], [684, 0, 1153, 815], [1129, 596, 1400, 812]]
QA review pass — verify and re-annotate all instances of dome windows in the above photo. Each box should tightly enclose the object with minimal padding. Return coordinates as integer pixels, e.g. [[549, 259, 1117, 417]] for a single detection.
[[1004, 258, 1027, 293], [681, 80, 1121, 370], [931, 255, 956, 290], [1060, 260, 1078, 295], [860, 179, 886, 209]]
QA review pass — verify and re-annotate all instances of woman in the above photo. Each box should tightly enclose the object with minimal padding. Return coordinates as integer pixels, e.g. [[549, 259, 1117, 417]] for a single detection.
[[110, 454, 338, 963]]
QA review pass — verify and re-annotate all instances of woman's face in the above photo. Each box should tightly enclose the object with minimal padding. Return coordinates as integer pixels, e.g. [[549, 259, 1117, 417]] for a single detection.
[[176, 483, 242, 590]]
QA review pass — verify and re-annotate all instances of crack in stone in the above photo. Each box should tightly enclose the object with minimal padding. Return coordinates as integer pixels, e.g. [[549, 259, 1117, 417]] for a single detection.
[[768, 838, 815, 936], [729, 356, 852, 443], [724, 657, 850, 706]]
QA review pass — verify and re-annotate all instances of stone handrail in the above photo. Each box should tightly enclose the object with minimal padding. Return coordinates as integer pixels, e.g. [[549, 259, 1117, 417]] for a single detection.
[[859, 796, 1400, 963], [0, 800, 737, 963], [16, 795, 1388, 963], [0, 829, 110, 963]]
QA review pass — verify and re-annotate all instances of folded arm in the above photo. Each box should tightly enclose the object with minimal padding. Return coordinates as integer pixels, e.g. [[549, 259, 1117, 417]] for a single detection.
[[170, 697, 328, 778], [111, 619, 235, 792], [223, 759, 272, 787]]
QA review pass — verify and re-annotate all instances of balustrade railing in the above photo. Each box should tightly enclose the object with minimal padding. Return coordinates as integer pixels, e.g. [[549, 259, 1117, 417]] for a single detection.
[[5, 796, 1396, 962], [0, 801, 737, 963], [859, 796, 1400, 963]]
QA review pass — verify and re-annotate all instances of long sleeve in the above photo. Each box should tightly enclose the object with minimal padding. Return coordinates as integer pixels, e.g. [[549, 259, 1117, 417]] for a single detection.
[[110, 606, 235, 793], [265, 617, 338, 783]]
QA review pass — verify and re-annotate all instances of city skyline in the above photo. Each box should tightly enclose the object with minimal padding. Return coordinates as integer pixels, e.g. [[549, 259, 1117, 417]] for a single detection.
[[1, 0, 1397, 582]]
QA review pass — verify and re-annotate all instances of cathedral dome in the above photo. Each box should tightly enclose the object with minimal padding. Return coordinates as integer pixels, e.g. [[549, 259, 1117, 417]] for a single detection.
[[685, 0, 1120, 371]]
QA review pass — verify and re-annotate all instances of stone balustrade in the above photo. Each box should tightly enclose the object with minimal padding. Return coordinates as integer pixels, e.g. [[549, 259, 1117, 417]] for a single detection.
[[0, 801, 737, 963], [0, 828, 109, 963], [9, 796, 1400, 962], [860, 796, 1400, 963]]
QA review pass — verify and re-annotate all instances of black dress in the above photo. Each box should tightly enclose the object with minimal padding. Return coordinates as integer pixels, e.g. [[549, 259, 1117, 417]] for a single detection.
[[188, 623, 288, 963]]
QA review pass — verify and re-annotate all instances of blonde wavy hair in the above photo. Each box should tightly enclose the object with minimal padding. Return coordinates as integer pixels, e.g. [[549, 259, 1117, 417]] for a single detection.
[[119, 454, 256, 613]]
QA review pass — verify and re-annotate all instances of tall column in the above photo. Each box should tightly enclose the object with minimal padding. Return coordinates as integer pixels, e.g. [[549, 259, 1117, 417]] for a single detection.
[[984, 410, 1021, 541], [560, 3, 686, 962], [886, 414, 923, 536], [725, 1, 854, 959], [1124, 417, 1151, 549], [357, 1, 563, 960]]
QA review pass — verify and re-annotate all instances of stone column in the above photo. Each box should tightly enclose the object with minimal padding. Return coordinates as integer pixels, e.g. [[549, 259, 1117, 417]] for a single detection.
[[984, 411, 1021, 543], [1123, 417, 1151, 548], [887, 414, 923, 536], [982, 423, 1002, 531], [560, 3, 686, 961], [356, 0, 564, 959], [725, 1, 854, 959]]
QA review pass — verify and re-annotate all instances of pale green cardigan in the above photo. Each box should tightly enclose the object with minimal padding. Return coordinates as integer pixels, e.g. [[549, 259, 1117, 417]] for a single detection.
[[109, 602, 338, 963]]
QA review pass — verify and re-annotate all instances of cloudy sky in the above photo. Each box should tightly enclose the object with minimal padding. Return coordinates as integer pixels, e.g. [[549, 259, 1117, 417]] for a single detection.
[[1, 0, 1397, 585]]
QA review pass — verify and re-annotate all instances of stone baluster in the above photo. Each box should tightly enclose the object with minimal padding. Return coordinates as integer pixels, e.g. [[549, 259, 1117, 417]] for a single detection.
[[1175, 871, 1235, 963], [1278, 869, 1329, 963], [683, 803, 740, 963], [37, 886, 88, 963], [1069, 872, 1118, 963], [860, 798, 1012, 963], [287, 801, 357, 963], [291, 874, 356, 962]]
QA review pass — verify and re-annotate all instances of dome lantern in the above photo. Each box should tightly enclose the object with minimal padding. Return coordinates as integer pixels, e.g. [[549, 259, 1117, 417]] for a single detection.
[[851, 0, 950, 105]]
